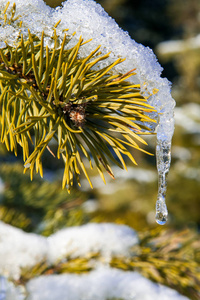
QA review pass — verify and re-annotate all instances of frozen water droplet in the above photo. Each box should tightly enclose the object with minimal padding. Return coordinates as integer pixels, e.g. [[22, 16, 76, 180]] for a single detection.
[[155, 199, 168, 225], [155, 213, 167, 225]]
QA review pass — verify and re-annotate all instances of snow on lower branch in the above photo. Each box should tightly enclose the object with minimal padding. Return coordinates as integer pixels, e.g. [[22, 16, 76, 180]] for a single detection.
[[0, 222, 190, 299], [0, 221, 138, 280], [47, 222, 138, 263], [0, 222, 47, 280], [25, 267, 189, 300], [0, 267, 189, 300]]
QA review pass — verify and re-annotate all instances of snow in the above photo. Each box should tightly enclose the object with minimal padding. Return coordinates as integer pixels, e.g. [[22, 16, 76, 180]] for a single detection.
[[0, 276, 24, 300], [0, 268, 190, 300], [0, 0, 53, 46], [47, 222, 138, 263], [25, 267, 189, 300], [0, 222, 138, 279], [0, 221, 190, 299], [0, 222, 190, 300], [0, 222, 47, 280]]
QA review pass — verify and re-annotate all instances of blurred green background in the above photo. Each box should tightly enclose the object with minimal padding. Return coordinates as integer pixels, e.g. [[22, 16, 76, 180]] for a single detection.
[[1, 0, 200, 233], [1, 0, 200, 298]]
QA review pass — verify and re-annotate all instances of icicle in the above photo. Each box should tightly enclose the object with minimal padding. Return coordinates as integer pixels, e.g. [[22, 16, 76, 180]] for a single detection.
[[151, 81, 175, 225], [155, 140, 171, 225]]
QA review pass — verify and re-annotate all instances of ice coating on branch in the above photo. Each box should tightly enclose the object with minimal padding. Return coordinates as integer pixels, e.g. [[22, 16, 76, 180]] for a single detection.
[[0, 0, 176, 223]]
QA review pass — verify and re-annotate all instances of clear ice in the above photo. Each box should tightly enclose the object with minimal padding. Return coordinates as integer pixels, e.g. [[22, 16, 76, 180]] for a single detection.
[[0, 0, 176, 224], [155, 141, 171, 225]]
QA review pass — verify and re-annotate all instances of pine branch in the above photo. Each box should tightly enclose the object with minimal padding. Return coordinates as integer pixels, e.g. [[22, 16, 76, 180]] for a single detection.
[[0, 2, 157, 191]]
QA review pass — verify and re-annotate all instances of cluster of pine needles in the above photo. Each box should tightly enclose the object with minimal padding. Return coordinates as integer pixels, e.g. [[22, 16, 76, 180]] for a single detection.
[[0, 2, 157, 190]]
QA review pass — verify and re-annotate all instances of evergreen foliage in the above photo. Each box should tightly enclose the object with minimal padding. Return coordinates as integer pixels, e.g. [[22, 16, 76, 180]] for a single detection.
[[0, 2, 156, 191], [0, 162, 85, 234]]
